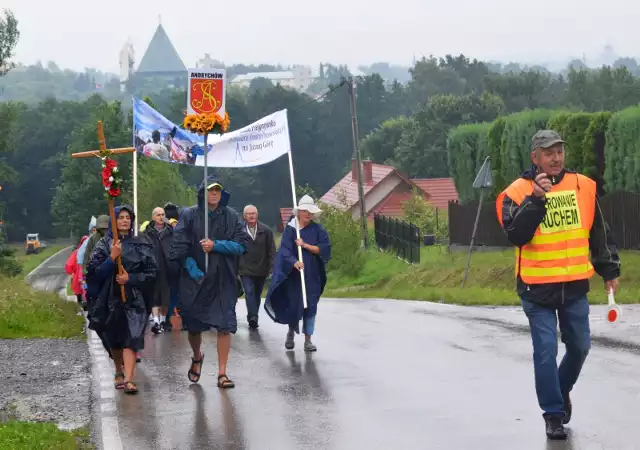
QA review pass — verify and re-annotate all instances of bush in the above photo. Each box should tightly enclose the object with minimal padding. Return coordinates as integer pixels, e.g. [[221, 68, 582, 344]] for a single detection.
[[0, 246, 21, 277], [582, 112, 611, 190], [317, 203, 366, 277], [499, 109, 555, 185], [402, 188, 448, 240], [487, 117, 506, 197], [447, 122, 491, 203], [604, 105, 640, 192]]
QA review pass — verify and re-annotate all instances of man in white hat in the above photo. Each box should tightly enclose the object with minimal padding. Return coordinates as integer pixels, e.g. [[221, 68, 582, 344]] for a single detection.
[[264, 195, 332, 352]]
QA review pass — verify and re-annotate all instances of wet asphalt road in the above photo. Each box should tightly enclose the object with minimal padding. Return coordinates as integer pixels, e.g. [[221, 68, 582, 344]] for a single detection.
[[97, 299, 640, 450], [26, 246, 72, 293]]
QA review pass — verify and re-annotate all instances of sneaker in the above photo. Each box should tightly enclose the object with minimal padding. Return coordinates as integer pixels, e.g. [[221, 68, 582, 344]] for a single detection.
[[304, 340, 317, 352], [285, 331, 295, 350], [563, 392, 572, 424], [545, 415, 567, 440], [151, 322, 163, 335], [248, 319, 259, 330]]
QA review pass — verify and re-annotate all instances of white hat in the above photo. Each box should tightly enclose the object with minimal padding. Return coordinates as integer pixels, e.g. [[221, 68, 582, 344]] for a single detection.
[[293, 195, 322, 215], [88, 216, 97, 232]]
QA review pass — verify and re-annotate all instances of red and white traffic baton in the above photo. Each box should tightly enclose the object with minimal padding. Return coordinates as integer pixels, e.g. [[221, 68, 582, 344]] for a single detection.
[[607, 289, 621, 323]]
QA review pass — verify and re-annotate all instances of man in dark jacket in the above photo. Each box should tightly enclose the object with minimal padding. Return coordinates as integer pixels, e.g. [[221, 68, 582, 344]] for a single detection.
[[496, 130, 621, 440], [168, 176, 250, 389], [238, 204, 276, 330], [144, 206, 173, 334]]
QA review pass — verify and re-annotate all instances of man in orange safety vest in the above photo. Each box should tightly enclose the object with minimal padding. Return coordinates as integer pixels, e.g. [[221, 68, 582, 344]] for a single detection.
[[496, 130, 621, 440]]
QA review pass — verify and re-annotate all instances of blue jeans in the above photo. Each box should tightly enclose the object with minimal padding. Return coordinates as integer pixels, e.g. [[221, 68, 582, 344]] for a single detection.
[[521, 296, 591, 417], [289, 315, 316, 336], [241, 276, 266, 323]]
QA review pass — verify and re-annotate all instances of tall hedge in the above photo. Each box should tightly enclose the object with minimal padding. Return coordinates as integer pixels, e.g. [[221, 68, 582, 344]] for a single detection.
[[604, 106, 640, 192], [487, 117, 506, 196], [498, 109, 554, 188], [582, 112, 611, 193], [447, 122, 491, 202], [547, 111, 573, 137]]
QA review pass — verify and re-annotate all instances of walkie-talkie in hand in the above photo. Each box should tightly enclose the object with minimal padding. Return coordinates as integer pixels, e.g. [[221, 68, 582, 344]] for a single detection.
[[532, 165, 551, 195]]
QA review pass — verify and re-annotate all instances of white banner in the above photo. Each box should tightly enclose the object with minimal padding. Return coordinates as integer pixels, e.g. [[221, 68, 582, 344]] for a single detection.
[[195, 109, 291, 168]]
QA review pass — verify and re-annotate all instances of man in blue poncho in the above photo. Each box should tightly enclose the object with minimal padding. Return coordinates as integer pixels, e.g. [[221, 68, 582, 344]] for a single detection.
[[265, 195, 331, 352], [168, 176, 250, 388]]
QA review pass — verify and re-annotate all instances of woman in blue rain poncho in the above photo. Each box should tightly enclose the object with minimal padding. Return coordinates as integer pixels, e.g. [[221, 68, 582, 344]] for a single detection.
[[265, 195, 331, 352], [86, 205, 157, 395]]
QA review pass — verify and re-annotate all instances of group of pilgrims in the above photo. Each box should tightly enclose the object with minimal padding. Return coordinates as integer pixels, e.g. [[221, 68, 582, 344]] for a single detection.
[[73, 176, 331, 394]]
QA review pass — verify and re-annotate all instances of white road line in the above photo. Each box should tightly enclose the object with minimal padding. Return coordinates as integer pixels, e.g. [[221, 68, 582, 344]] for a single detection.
[[86, 329, 123, 450], [100, 402, 116, 414], [101, 417, 123, 450]]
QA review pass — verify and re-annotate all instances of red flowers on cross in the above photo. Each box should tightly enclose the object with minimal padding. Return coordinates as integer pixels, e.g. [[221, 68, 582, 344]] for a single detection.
[[101, 157, 122, 198]]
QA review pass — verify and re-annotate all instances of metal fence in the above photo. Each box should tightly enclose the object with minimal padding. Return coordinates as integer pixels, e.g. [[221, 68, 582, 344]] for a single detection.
[[373, 214, 421, 264], [448, 190, 640, 250]]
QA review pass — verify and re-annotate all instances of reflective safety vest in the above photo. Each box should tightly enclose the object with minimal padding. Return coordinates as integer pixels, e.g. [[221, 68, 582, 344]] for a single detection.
[[496, 173, 596, 284]]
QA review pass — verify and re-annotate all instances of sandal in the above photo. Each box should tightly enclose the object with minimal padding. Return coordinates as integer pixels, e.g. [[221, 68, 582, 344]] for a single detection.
[[188, 353, 204, 383], [123, 381, 138, 395], [114, 372, 125, 390], [217, 374, 235, 389]]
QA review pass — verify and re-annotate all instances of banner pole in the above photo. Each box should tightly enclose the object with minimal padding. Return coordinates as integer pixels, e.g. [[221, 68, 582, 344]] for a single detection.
[[132, 97, 138, 236], [203, 135, 209, 272], [286, 147, 308, 309], [133, 150, 138, 236]]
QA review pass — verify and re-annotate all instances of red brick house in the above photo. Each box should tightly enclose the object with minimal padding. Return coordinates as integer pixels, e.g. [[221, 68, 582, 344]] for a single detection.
[[278, 159, 459, 230]]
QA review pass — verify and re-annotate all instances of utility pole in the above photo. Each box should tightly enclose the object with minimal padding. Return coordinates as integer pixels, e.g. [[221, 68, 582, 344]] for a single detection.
[[347, 77, 369, 249]]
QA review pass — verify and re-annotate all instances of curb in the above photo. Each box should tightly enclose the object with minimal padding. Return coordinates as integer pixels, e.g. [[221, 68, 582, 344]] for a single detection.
[[24, 246, 72, 285], [85, 319, 123, 450]]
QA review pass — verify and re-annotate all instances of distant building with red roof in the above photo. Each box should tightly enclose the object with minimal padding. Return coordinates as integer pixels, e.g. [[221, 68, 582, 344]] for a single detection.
[[277, 159, 459, 230]]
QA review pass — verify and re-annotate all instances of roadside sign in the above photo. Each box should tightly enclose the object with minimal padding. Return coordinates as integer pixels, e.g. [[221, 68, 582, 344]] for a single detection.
[[473, 156, 492, 189]]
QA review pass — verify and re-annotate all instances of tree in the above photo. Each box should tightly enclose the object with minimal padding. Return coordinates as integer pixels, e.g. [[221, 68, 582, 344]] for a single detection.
[[394, 93, 504, 178], [408, 56, 466, 108], [360, 116, 414, 164], [0, 10, 19, 76], [51, 100, 131, 236], [248, 77, 273, 94]]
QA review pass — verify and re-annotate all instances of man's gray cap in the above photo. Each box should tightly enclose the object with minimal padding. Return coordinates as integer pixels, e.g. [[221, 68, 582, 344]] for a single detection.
[[531, 130, 565, 151], [95, 215, 110, 229]]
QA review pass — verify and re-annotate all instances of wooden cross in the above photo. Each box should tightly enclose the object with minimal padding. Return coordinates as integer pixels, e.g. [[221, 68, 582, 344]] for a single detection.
[[71, 121, 135, 302]]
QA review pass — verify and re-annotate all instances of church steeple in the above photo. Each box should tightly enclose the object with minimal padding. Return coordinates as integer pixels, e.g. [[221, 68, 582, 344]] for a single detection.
[[136, 23, 186, 75]]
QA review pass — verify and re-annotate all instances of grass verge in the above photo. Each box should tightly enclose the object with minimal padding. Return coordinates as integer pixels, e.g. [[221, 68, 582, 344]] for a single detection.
[[0, 421, 92, 450], [0, 276, 84, 339], [325, 246, 640, 305], [15, 245, 66, 276]]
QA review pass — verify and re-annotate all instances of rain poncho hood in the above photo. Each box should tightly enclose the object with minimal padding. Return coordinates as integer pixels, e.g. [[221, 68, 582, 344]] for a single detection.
[[197, 175, 231, 210], [109, 205, 136, 237]]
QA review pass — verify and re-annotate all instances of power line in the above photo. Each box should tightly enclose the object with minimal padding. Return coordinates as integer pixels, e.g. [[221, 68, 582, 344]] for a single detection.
[[288, 80, 347, 114]]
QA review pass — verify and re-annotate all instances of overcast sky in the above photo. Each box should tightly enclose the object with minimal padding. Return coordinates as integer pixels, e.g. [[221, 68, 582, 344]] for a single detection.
[[4, 0, 637, 74]]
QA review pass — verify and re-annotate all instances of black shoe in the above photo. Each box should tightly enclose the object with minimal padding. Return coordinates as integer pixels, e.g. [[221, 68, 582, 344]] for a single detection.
[[151, 322, 163, 335], [545, 415, 567, 440], [248, 319, 259, 330], [563, 392, 572, 424]]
